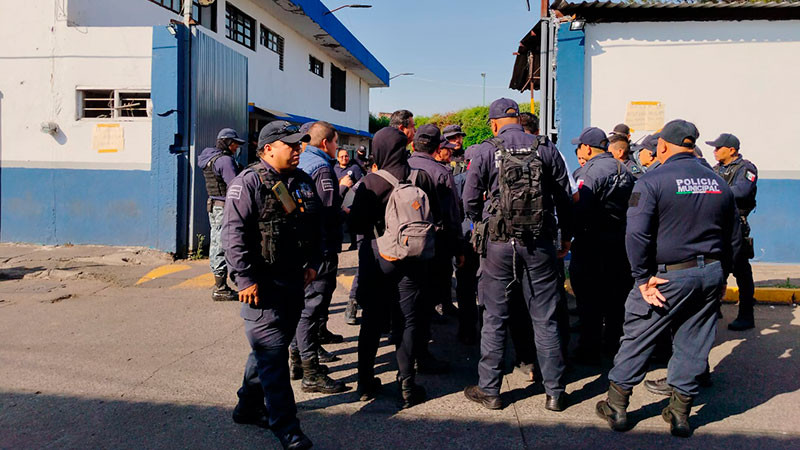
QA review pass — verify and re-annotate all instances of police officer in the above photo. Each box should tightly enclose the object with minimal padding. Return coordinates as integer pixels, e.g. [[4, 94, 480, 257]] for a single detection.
[[348, 126, 443, 408], [570, 127, 636, 363], [409, 125, 464, 371], [608, 124, 645, 178], [709, 133, 758, 331], [335, 148, 362, 254], [286, 121, 349, 394], [198, 128, 244, 301], [462, 98, 574, 411], [595, 119, 743, 438], [223, 120, 320, 450], [634, 134, 660, 171]]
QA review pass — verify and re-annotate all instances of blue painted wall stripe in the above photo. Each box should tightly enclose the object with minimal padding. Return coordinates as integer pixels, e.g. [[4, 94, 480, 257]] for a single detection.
[[555, 23, 585, 171]]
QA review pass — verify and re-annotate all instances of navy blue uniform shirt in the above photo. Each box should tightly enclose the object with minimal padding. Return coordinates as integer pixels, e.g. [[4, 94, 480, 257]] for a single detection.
[[408, 152, 464, 254], [713, 155, 758, 216], [626, 152, 743, 287], [573, 152, 635, 237], [462, 124, 574, 241], [197, 147, 242, 200], [334, 163, 364, 183], [298, 145, 344, 255], [222, 159, 323, 291]]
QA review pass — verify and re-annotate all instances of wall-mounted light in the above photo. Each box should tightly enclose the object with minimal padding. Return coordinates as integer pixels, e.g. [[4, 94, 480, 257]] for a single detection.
[[40, 122, 59, 135], [167, 23, 177, 35], [570, 19, 586, 31]]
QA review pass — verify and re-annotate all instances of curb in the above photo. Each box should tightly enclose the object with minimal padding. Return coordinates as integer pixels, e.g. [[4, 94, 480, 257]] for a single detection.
[[723, 286, 798, 305]]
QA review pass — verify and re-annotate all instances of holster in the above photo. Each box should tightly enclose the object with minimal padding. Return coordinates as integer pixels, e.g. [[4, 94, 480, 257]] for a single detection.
[[741, 216, 754, 259], [471, 220, 489, 257]]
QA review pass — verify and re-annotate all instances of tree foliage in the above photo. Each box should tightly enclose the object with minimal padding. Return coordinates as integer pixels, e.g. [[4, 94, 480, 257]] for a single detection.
[[415, 101, 539, 148]]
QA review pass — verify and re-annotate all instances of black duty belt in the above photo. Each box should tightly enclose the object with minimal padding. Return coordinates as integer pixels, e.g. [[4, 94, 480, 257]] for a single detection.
[[659, 255, 719, 273]]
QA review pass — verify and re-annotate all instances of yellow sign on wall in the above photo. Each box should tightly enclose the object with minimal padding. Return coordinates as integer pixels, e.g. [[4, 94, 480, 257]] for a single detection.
[[92, 123, 124, 153], [625, 101, 665, 132]]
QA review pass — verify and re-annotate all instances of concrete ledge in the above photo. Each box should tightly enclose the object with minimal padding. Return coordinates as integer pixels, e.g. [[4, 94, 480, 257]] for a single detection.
[[723, 286, 798, 305]]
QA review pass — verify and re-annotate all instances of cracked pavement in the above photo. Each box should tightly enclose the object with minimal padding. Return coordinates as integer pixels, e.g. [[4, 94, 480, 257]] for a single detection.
[[0, 244, 799, 449]]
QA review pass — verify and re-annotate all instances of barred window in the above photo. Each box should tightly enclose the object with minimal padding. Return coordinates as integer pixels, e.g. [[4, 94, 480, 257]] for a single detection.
[[147, 0, 216, 31], [309, 55, 324, 78], [225, 3, 255, 50], [78, 90, 151, 119], [260, 26, 285, 71]]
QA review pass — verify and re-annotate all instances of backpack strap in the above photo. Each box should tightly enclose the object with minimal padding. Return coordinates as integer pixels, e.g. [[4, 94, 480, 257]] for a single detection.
[[409, 169, 420, 186], [374, 169, 399, 188]]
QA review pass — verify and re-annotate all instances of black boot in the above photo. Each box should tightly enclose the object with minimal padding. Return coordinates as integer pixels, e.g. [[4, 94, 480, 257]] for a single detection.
[[595, 382, 631, 431], [317, 346, 340, 363], [300, 358, 348, 394], [277, 430, 313, 450], [318, 324, 344, 344], [398, 374, 426, 409], [644, 377, 672, 397], [232, 402, 269, 428], [212, 275, 238, 301], [357, 377, 382, 402], [728, 302, 755, 331], [345, 298, 358, 325], [290, 350, 304, 381], [662, 390, 693, 438]]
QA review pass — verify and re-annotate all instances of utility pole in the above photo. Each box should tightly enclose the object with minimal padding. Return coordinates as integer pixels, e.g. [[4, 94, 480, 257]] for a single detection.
[[481, 73, 486, 106], [183, 0, 193, 25]]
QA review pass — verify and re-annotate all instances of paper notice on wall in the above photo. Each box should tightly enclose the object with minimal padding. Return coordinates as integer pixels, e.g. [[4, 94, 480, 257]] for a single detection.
[[624, 101, 665, 132], [92, 124, 124, 153]]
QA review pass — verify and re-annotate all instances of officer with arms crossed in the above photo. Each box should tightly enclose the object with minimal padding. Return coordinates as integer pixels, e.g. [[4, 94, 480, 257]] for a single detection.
[[198, 128, 245, 301], [570, 127, 636, 363], [223, 120, 321, 450], [462, 98, 574, 412], [710, 133, 758, 331], [289, 121, 349, 394], [595, 119, 743, 438]]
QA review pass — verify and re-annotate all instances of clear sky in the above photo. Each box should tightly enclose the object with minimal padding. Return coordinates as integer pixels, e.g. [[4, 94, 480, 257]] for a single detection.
[[321, 0, 543, 116]]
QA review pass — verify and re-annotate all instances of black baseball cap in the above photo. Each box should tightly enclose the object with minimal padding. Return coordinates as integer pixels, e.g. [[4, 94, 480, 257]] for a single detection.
[[442, 124, 466, 139], [414, 124, 441, 147], [488, 98, 520, 120], [610, 123, 631, 137], [217, 128, 246, 144], [439, 140, 457, 150], [705, 133, 740, 150], [653, 119, 699, 148], [299, 121, 315, 134], [571, 127, 609, 149], [257, 120, 310, 149], [638, 134, 658, 155]]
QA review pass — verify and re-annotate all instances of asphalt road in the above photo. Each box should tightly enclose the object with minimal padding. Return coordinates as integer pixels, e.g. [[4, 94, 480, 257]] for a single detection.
[[1, 244, 799, 449]]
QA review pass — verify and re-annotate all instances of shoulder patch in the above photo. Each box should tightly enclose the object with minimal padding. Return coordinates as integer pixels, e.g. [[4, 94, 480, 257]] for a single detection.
[[227, 184, 242, 200], [321, 178, 334, 192], [745, 170, 756, 182], [629, 192, 641, 207]]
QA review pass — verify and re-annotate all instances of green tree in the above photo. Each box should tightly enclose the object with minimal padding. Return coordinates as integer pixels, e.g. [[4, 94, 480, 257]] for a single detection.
[[415, 101, 539, 148]]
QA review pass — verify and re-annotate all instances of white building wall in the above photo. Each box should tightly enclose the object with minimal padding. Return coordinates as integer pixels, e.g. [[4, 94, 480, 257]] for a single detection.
[[0, 0, 373, 171], [584, 21, 800, 178]]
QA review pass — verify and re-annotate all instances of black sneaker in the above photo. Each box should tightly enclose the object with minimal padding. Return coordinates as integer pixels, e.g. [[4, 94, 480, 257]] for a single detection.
[[212, 285, 238, 302]]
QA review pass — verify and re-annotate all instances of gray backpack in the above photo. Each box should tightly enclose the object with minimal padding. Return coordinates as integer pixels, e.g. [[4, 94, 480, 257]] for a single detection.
[[374, 169, 436, 261]]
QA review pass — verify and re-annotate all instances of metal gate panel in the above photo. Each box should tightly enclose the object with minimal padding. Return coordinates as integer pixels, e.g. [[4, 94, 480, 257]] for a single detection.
[[189, 30, 248, 251]]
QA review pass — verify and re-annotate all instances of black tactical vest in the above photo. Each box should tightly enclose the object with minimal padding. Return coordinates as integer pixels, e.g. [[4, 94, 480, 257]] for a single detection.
[[714, 158, 757, 216], [487, 136, 547, 241], [251, 162, 320, 268], [203, 153, 230, 198]]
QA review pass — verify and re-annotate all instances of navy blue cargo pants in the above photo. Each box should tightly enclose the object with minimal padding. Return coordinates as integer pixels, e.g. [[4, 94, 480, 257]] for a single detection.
[[236, 280, 303, 436], [291, 254, 338, 360], [478, 238, 566, 398], [609, 258, 724, 397]]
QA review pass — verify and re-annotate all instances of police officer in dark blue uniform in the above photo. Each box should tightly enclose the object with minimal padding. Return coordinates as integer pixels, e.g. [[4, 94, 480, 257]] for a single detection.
[[289, 121, 349, 394], [634, 134, 660, 172], [198, 128, 245, 301], [570, 127, 636, 363], [409, 125, 464, 371], [596, 119, 743, 438], [223, 120, 320, 450], [462, 98, 574, 412], [608, 124, 645, 178], [709, 133, 758, 331]]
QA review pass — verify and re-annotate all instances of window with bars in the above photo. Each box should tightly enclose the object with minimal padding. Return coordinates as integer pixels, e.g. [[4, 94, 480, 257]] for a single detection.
[[78, 90, 151, 119], [330, 64, 346, 112], [260, 26, 285, 71], [309, 55, 324, 78], [225, 3, 255, 50], [147, 0, 216, 31]]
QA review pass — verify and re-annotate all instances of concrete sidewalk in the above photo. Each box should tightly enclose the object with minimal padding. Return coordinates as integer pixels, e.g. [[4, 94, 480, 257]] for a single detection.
[[1, 243, 799, 449]]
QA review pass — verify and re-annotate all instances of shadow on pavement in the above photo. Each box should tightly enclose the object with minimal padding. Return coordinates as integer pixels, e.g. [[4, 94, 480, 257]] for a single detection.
[[2, 391, 798, 449]]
